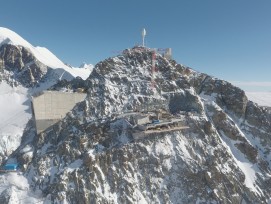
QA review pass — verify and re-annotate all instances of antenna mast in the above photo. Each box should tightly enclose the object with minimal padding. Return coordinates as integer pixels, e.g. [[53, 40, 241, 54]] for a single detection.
[[151, 50, 156, 91], [142, 28, 146, 47]]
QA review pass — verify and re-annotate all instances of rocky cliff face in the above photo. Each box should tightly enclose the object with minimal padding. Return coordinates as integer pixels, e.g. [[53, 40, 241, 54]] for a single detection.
[[0, 44, 49, 87], [14, 47, 271, 203], [0, 43, 77, 88]]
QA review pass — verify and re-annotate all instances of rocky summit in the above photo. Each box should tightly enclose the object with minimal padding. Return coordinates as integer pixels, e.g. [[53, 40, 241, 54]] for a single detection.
[[9, 47, 271, 203]]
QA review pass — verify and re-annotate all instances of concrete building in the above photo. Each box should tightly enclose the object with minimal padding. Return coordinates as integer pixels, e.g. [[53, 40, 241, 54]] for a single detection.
[[32, 91, 87, 134]]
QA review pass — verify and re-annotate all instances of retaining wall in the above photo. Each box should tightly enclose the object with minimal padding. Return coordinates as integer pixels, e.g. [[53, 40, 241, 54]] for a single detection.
[[32, 91, 86, 134]]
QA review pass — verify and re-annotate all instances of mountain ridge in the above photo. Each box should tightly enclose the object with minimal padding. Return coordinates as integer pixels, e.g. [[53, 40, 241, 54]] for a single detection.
[[10, 47, 270, 203], [0, 27, 92, 80]]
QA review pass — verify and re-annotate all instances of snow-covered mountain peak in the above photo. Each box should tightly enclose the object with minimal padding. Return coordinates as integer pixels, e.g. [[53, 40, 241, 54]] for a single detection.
[[33, 48, 271, 203], [1, 39, 271, 202], [79, 62, 94, 69], [0, 27, 91, 80], [0, 27, 33, 48], [0, 27, 65, 69]]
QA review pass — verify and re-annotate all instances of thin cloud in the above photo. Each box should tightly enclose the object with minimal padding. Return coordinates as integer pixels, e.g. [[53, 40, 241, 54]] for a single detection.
[[231, 81, 271, 87]]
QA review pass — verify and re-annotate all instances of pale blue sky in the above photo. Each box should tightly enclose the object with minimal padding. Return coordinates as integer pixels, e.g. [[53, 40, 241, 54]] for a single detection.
[[0, 0, 271, 91]]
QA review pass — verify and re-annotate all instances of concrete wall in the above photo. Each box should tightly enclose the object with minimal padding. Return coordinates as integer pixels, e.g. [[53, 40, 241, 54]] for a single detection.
[[32, 91, 86, 134], [135, 115, 150, 125]]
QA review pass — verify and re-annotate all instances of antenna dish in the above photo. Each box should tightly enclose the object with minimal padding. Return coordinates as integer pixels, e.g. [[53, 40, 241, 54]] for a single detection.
[[142, 28, 146, 47]]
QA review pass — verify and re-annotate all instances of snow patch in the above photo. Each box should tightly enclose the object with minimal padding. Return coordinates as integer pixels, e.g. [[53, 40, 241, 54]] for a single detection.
[[0, 82, 31, 156], [219, 132, 262, 195], [0, 172, 43, 203]]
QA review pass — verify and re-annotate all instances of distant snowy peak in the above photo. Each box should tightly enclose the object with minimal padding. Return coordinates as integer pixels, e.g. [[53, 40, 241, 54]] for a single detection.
[[0, 27, 66, 69], [79, 62, 94, 69], [0, 27, 33, 48], [0, 27, 91, 80]]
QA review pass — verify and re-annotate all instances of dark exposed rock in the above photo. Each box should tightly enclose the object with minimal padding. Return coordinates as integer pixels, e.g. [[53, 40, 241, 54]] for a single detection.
[[245, 101, 271, 133], [235, 142, 258, 163], [197, 76, 248, 118], [169, 91, 203, 114], [0, 44, 48, 87], [0, 188, 12, 204], [49, 76, 90, 92]]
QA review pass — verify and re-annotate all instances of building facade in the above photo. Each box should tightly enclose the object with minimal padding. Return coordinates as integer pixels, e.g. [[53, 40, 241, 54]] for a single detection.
[[32, 91, 86, 134]]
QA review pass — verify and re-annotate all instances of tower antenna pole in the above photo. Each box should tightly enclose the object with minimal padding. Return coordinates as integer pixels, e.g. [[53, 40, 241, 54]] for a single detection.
[[151, 50, 156, 91], [142, 28, 146, 47]]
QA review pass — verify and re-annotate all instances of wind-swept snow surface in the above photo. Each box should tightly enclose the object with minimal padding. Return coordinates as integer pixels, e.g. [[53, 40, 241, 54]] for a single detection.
[[0, 82, 31, 156], [0, 172, 43, 204]]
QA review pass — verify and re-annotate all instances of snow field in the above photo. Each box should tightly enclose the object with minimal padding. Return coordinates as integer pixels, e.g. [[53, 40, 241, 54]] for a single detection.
[[0, 82, 31, 156], [0, 172, 43, 204]]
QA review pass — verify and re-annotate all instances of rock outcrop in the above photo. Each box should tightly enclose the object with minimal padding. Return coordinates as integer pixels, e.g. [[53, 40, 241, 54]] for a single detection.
[[0, 44, 49, 87]]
